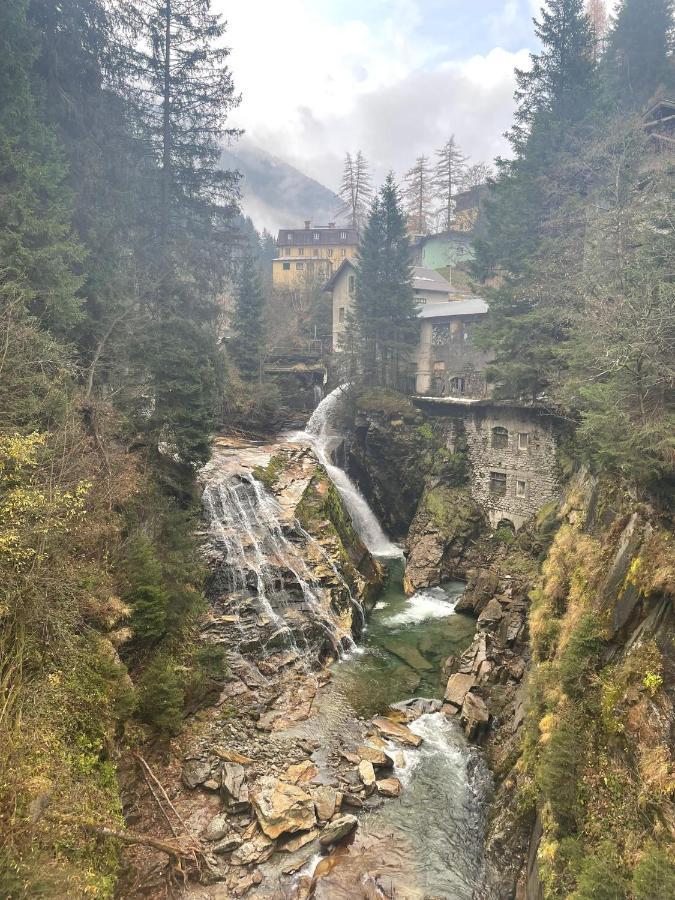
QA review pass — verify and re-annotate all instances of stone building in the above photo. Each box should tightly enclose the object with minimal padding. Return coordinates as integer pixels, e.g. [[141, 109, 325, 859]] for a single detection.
[[415, 397, 560, 531]]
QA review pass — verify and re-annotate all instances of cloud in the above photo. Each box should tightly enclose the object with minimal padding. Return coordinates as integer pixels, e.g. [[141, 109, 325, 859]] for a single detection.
[[216, 0, 532, 195]]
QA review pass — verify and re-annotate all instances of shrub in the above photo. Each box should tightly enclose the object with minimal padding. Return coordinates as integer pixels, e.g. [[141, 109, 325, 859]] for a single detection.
[[572, 847, 628, 899], [558, 612, 603, 698], [632, 847, 675, 900], [137, 656, 184, 737], [536, 713, 583, 833]]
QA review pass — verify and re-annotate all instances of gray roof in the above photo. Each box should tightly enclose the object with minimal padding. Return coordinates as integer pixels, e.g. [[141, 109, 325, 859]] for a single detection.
[[417, 298, 488, 318], [412, 266, 451, 293]]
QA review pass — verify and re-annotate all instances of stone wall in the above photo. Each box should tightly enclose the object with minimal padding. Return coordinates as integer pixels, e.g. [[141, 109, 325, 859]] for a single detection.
[[418, 400, 560, 530]]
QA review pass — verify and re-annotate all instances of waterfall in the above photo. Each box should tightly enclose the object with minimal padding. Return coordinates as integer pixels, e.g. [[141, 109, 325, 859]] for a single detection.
[[293, 385, 402, 559], [202, 469, 356, 662]]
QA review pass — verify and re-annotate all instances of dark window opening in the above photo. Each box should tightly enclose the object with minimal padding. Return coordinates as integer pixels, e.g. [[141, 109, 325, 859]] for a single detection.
[[450, 376, 465, 393], [282, 262, 290, 270], [492, 426, 508, 449], [490, 472, 507, 496]]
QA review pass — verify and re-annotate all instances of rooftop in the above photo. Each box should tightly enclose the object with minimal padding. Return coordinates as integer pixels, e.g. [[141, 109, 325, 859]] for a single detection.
[[417, 298, 488, 318], [277, 222, 358, 246], [412, 266, 452, 293]]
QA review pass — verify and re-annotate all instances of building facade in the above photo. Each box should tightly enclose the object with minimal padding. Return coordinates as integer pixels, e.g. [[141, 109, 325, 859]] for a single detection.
[[411, 230, 474, 274], [272, 221, 358, 289]]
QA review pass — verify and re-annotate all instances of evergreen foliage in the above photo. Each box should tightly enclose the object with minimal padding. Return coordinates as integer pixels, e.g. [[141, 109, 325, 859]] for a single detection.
[[353, 174, 416, 388], [605, 0, 674, 106], [231, 257, 266, 380]]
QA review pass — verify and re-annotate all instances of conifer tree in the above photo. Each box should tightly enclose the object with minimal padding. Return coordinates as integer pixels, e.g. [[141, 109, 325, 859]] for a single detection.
[[604, 0, 674, 106], [231, 258, 266, 381], [354, 174, 415, 387], [433, 137, 468, 230], [403, 155, 434, 235], [337, 151, 373, 230]]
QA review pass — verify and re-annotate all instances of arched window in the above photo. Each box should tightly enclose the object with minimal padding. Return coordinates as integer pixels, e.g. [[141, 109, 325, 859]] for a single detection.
[[491, 426, 508, 449], [450, 376, 465, 393]]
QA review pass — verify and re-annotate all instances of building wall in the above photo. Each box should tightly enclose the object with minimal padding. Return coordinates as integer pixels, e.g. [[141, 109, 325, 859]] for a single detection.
[[331, 267, 356, 350], [272, 256, 338, 289], [273, 229, 358, 288], [440, 406, 559, 530], [420, 235, 473, 271], [415, 315, 490, 397]]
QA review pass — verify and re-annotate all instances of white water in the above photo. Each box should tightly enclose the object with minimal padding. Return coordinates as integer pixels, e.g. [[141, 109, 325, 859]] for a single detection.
[[387, 585, 460, 626], [291, 385, 403, 558]]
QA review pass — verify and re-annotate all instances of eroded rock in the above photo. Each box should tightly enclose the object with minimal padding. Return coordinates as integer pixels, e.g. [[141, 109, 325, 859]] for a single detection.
[[318, 813, 358, 846], [372, 716, 423, 747], [251, 776, 316, 839]]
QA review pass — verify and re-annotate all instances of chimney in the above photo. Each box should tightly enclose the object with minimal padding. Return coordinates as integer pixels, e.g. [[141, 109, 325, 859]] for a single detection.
[[328, 222, 335, 228], [304, 220, 311, 229]]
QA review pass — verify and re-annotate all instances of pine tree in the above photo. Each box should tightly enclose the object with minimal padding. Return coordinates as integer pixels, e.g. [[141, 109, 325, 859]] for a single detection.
[[354, 174, 415, 387], [337, 150, 373, 229], [604, 0, 674, 106], [472, 0, 598, 399], [433, 137, 468, 230], [231, 258, 266, 381]]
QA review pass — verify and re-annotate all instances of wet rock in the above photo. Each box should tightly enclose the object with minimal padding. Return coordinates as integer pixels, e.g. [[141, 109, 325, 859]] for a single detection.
[[225, 866, 262, 897], [477, 598, 504, 630], [460, 692, 490, 741], [182, 757, 213, 789], [376, 777, 402, 798], [213, 833, 243, 854], [318, 813, 358, 846], [341, 792, 364, 809], [340, 750, 361, 765], [280, 828, 319, 852], [372, 716, 423, 747], [358, 759, 376, 787], [221, 762, 249, 812], [251, 776, 317, 839], [311, 786, 341, 821], [356, 745, 394, 768], [282, 851, 316, 875], [444, 673, 476, 709], [290, 874, 313, 900], [390, 697, 442, 721], [204, 813, 230, 841]]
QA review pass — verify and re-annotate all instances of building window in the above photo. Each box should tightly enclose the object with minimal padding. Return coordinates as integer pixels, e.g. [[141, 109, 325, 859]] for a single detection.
[[490, 472, 507, 496], [516, 479, 527, 498], [282, 262, 290, 270], [340, 231, 347, 240], [287, 234, 292, 242], [313, 232, 320, 240], [450, 376, 465, 393], [348, 275, 356, 295], [415, 294, 427, 305], [340, 248, 347, 257], [518, 432, 529, 450], [296, 262, 304, 270], [338, 307, 345, 323], [313, 249, 319, 257], [492, 426, 508, 449], [298, 247, 304, 256], [283, 247, 291, 256], [327, 248, 333, 257]]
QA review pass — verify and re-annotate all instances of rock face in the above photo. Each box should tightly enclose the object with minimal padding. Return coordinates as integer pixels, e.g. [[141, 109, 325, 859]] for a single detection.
[[251, 776, 317, 839], [404, 483, 485, 593]]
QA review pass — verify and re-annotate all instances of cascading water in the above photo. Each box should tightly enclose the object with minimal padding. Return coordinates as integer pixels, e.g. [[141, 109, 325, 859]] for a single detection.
[[291, 384, 402, 558]]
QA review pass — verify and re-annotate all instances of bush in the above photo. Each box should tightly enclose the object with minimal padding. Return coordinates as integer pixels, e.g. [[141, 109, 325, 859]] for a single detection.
[[558, 612, 603, 698], [572, 847, 628, 899], [536, 713, 583, 833], [184, 644, 228, 711], [632, 847, 675, 900]]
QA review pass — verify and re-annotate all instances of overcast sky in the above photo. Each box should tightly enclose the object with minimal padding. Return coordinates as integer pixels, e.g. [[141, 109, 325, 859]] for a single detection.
[[214, 1, 613, 192]]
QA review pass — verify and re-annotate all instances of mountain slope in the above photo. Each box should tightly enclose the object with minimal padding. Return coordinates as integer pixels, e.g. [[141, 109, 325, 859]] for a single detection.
[[220, 141, 341, 233]]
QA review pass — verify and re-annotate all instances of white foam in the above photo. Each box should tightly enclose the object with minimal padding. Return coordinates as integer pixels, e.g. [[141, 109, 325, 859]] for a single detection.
[[386, 588, 457, 625]]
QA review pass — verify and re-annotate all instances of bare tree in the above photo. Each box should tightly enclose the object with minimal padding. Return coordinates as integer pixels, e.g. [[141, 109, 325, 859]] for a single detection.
[[337, 151, 373, 230], [403, 155, 434, 235], [586, 0, 608, 60], [459, 161, 494, 191], [433, 137, 468, 230]]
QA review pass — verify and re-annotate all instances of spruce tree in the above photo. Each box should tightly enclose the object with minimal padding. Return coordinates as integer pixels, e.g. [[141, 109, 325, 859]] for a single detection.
[[604, 0, 674, 106], [354, 174, 415, 387], [231, 258, 266, 381]]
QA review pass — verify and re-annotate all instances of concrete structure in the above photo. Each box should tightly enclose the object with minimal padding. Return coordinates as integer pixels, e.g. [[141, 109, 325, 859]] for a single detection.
[[325, 260, 454, 351], [415, 398, 560, 531], [415, 297, 490, 398], [272, 221, 358, 288]]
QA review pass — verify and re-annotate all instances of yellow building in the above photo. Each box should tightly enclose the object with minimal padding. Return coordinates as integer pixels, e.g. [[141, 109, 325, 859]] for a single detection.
[[272, 221, 359, 288]]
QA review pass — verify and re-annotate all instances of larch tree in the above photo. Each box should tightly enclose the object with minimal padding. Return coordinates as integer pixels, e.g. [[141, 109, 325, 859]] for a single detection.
[[354, 174, 415, 387], [433, 137, 468, 230], [403, 155, 435, 235], [337, 150, 373, 230]]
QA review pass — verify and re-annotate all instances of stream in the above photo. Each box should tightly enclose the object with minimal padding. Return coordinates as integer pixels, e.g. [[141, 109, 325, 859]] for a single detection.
[[202, 386, 491, 898]]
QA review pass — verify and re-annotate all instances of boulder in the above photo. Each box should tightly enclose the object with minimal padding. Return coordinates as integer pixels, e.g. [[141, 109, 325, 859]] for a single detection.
[[231, 831, 274, 866], [372, 717, 423, 747], [284, 759, 319, 785], [311, 786, 341, 822], [460, 692, 490, 741], [251, 776, 317, 839], [181, 757, 212, 789], [358, 759, 376, 787], [213, 833, 243, 854], [204, 813, 230, 842], [280, 828, 319, 853], [444, 673, 476, 709], [221, 762, 250, 812], [477, 598, 504, 630], [376, 777, 402, 798], [357, 745, 394, 768], [318, 814, 358, 847], [341, 792, 364, 809]]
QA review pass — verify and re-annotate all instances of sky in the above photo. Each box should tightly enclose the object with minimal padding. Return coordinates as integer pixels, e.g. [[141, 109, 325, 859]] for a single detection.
[[214, 1, 613, 194]]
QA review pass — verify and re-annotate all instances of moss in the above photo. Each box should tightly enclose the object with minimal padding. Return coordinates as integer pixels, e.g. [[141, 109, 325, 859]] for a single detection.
[[354, 387, 417, 419], [252, 453, 287, 491]]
